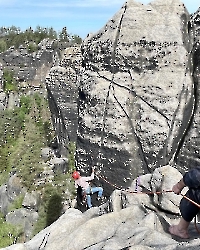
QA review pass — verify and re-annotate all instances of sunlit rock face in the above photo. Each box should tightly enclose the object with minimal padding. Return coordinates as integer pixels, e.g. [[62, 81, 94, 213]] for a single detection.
[[76, 0, 194, 195]]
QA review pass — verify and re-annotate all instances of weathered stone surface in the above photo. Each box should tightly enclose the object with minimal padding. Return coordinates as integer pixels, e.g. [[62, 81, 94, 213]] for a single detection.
[[7, 92, 20, 110], [76, 0, 194, 200], [2, 1, 200, 250], [3, 244, 26, 250], [22, 191, 41, 211], [150, 165, 187, 213], [6, 208, 38, 241], [45, 46, 81, 156], [17, 67, 37, 81], [0, 91, 7, 110], [50, 157, 68, 173], [41, 147, 54, 161], [0, 175, 25, 215], [2, 166, 200, 250], [176, 8, 200, 170]]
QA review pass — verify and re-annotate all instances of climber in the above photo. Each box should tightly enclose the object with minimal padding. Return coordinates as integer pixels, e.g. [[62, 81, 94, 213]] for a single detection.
[[169, 166, 200, 239], [72, 167, 104, 208]]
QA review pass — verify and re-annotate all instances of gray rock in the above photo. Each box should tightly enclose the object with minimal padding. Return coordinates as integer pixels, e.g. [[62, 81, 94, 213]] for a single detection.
[[22, 191, 41, 211], [2, 1, 200, 250], [0, 184, 10, 215], [0, 91, 7, 110], [176, 7, 200, 170], [17, 67, 36, 81], [6, 208, 39, 241], [3, 244, 26, 250], [76, 0, 194, 200], [7, 175, 25, 201], [41, 147, 54, 161], [109, 189, 124, 212], [7, 92, 20, 110], [50, 157, 68, 173], [0, 175, 25, 215], [1, 166, 200, 250], [45, 53, 80, 156], [150, 165, 186, 213]]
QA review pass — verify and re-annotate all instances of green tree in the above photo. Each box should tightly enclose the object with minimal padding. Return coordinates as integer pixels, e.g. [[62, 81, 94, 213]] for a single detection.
[[59, 27, 69, 42], [27, 42, 38, 53], [8, 94, 53, 189], [0, 39, 7, 52], [70, 34, 82, 45], [0, 212, 22, 247], [46, 193, 63, 226], [48, 27, 57, 39], [3, 69, 18, 93]]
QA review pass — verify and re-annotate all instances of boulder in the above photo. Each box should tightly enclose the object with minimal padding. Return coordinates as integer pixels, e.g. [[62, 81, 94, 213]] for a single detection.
[[150, 165, 187, 213], [50, 157, 68, 173], [0, 185, 10, 215], [7, 92, 20, 110], [22, 191, 41, 211], [17, 67, 36, 81], [0, 175, 25, 215], [0, 91, 7, 110], [6, 208, 39, 241], [41, 147, 54, 161]]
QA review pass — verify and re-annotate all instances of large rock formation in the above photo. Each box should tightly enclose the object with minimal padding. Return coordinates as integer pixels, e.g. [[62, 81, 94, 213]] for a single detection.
[[45, 46, 82, 156], [176, 7, 200, 169], [1, 166, 200, 250], [75, 0, 196, 198], [0, 39, 60, 111]]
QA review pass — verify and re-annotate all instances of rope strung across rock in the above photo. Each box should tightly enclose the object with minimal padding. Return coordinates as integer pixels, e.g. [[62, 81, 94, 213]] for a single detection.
[[96, 172, 200, 235], [96, 172, 173, 194]]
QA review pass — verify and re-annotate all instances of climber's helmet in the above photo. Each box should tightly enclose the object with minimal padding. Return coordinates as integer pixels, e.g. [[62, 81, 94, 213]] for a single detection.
[[72, 171, 80, 179]]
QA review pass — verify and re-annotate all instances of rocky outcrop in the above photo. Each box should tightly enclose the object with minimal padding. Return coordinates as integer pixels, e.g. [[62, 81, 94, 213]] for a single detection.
[[2, 165, 200, 250], [0, 175, 26, 215], [0, 147, 70, 242], [176, 7, 200, 169], [0, 91, 7, 110], [6, 208, 38, 241], [45, 46, 82, 156], [76, 0, 196, 198], [0, 39, 61, 111]]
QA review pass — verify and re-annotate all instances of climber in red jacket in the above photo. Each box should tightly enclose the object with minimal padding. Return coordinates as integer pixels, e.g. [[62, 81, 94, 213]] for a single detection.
[[72, 167, 103, 208]]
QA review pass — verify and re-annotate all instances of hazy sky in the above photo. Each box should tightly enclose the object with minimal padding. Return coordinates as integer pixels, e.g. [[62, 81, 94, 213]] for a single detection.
[[0, 0, 199, 39]]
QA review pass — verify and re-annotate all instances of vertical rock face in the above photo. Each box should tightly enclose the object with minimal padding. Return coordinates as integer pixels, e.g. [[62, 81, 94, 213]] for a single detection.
[[176, 7, 200, 170], [46, 47, 82, 156], [76, 0, 194, 194]]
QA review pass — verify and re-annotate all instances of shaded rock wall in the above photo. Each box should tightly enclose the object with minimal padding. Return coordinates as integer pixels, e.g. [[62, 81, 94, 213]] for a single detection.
[[45, 46, 82, 156], [176, 8, 200, 170]]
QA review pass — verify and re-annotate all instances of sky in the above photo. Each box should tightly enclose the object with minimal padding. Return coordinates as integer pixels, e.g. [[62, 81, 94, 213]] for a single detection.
[[0, 0, 199, 39]]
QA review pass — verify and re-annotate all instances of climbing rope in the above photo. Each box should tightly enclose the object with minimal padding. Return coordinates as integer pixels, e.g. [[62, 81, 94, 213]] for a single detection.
[[95, 172, 200, 235], [96, 172, 173, 194]]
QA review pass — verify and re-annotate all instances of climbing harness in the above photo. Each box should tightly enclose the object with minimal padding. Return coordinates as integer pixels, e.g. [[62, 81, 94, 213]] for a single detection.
[[95, 171, 200, 235]]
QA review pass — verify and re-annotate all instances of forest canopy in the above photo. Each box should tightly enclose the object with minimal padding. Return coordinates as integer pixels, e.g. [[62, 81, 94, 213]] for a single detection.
[[0, 25, 82, 52]]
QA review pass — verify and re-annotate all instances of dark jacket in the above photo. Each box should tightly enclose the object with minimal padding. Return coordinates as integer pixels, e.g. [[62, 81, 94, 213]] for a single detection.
[[183, 166, 200, 202]]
